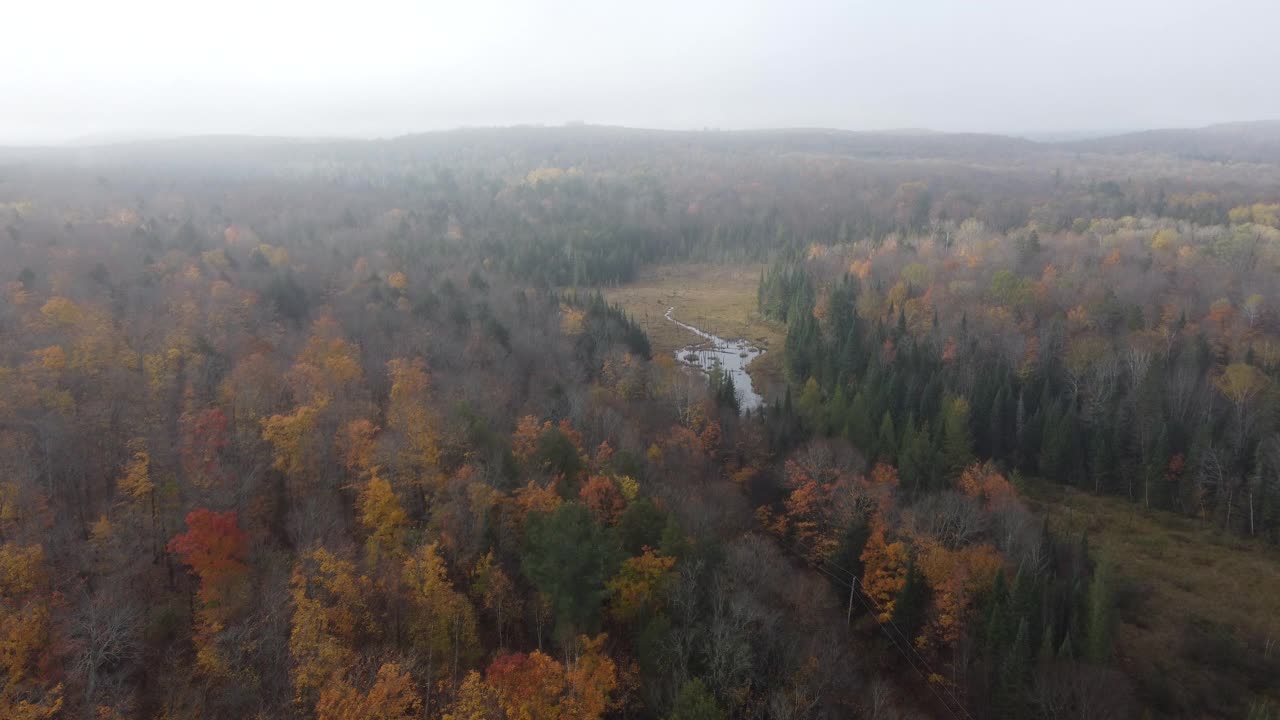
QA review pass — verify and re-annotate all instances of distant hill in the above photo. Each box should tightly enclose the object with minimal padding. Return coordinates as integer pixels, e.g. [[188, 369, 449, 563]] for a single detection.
[[1059, 120, 1280, 163], [387, 125, 1042, 162], [6, 122, 1280, 173]]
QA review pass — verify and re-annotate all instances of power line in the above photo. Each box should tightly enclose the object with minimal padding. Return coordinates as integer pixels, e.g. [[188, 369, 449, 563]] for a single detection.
[[772, 534, 975, 720], [777, 532, 977, 720], [775, 537, 965, 720], [788, 535, 977, 720]]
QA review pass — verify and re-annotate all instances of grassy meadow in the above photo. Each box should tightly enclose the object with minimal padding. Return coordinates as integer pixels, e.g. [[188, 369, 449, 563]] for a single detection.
[[603, 263, 787, 400], [1024, 479, 1280, 717]]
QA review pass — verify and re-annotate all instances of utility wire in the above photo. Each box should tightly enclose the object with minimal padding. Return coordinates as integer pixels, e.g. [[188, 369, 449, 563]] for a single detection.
[[771, 534, 975, 720], [776, 530, 978, 720], [793, 533, 977, 720]]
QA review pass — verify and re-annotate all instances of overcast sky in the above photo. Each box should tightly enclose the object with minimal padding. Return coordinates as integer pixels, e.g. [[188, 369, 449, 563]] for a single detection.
[[3, 0, 1278, 144]]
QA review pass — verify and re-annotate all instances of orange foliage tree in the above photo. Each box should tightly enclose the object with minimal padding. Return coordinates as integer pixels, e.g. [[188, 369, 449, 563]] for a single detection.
[[178, 408, 231, 493], [917, 542, 1004, 649], [579, 476, 625, 526], [485, 634, 616, 720], [859, 515, 909, 622], [315, 662, 422, 720], [957, 461, 1015, 510]]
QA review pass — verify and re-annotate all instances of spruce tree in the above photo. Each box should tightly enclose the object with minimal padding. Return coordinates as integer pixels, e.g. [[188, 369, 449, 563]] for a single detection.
[[827, 385, 849, 437], [877, 411, 897, 462], [941, 395, 974, 477], [846, 392, 873, 451], [891, 559, 930, 643], [992, 618, 1031, 720], [1037, 623, 1056, 665], [1084, 554, 1114, 664], [984, 571, 1014, 661], [989, 385, 1010, 460]]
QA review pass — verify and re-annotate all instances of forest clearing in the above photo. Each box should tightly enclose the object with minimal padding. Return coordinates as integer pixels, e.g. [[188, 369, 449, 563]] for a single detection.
[[603, 264, 786, 402]]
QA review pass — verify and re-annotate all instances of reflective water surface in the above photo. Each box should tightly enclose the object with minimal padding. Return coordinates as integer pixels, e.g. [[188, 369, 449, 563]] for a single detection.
[[666, 306, 765, 412]]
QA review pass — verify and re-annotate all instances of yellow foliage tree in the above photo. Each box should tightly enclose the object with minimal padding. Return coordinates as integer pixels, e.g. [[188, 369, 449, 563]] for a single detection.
[[289, 549, 374, 702], [359, 470, 408, 563], [471, 552, 520, 648], [387, 358, 441, 480], [39, 296, 81, 327], [0, 543, 62, 719], [442, 670, 504, 720], [262, 404, 323, 483], [606, 548, 675, 624], [403, 542, 479, 692], [338, 418, 381, 473]]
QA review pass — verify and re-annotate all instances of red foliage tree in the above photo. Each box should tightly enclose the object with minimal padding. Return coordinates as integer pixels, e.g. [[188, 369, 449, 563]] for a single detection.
[[168, 509, 249, 608]]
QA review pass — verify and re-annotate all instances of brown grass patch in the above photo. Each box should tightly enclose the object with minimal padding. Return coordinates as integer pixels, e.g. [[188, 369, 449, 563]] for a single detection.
[[604, 263, 788, 399], [1023, 479, 1280, 717]]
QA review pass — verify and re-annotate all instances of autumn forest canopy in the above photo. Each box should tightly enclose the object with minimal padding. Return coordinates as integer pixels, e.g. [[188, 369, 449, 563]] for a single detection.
[[1, 123, 1279, 719]]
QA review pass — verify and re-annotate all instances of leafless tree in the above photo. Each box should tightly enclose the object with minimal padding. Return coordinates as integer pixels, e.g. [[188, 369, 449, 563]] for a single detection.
[[865, 677, 901, 720], [70, 592, 142, 711], [1031, 662, 1134, 720], [910, 492, 987, 549]]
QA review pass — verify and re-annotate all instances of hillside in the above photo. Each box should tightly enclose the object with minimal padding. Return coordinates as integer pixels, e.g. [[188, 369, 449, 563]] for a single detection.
[[1062, 120, 1280, 163]]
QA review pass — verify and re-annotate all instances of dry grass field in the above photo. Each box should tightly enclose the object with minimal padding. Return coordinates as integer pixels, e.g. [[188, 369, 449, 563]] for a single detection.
[[1024, 479, 1280, 717], [603, 263, 788, 399]]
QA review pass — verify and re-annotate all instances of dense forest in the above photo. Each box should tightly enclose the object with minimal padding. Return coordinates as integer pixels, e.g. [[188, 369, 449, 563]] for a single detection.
[[0, 125, 1277, 719]]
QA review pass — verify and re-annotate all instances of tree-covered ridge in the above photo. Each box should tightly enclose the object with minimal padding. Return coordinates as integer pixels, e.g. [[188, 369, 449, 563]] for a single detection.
[[1, 127, 1279, 718], [762, 211, 1280, 539]]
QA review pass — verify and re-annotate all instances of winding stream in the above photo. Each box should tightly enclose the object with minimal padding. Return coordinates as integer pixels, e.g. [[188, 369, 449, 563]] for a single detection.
[[666, 306, 765, 412]]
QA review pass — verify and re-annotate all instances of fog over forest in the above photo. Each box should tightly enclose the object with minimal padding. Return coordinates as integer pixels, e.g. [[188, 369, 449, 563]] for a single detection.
[[2, 3, 1280, 720], [5, 0, 1280, 144]]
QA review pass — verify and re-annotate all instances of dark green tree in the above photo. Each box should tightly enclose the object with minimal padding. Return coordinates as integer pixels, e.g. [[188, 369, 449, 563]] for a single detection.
[[522, 503, 620, 635], [876, 410, 897, 462], [941, 394, 974, 477], [1084, 554, 1114, 664], [891, 559, 930, 643], [668, 678, 726, 720], [617, 497, 667, 555]]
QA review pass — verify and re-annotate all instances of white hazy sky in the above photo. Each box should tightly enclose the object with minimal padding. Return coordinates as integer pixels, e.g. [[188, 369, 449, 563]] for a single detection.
[[3, 0, 1278, 144]]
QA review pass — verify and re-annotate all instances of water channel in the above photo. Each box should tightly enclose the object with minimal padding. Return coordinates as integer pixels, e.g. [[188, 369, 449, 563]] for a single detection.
[[666, 306, 765, 412]]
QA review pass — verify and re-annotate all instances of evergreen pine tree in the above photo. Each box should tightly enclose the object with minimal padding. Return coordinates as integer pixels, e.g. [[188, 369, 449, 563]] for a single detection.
[[992, 618, 1031, 720], [877, 410, 898, 462], [1084, 554, 1114, 663], [891, 559, 930, 643], [1037, 623, 1057, 665], [984, 571, 1014, 661], [1090, 428, 1113, 494], [1254, 441, 1280, 543], [1145, 426, 1170, 510], [941, 395, 974, 478], [827, 385, 849, 437], [846, 392, 873, 451], [989, 385, 1010, 460]]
